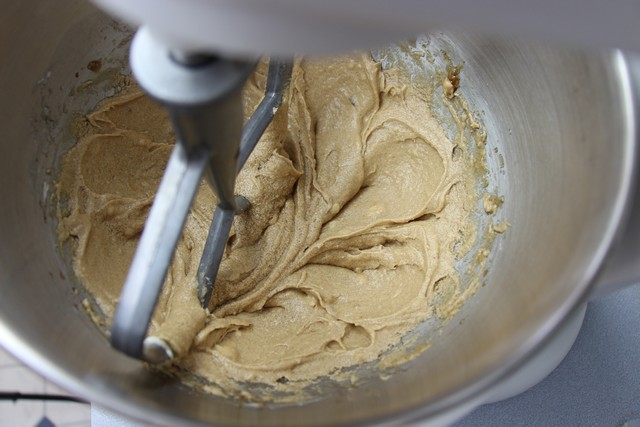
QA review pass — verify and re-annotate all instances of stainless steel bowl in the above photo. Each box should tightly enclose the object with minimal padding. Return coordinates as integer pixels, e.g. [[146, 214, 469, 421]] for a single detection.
[[1, 1, 639, 425]]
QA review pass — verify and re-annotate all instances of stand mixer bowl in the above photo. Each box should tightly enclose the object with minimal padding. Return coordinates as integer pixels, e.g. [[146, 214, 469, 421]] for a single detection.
[[1, 1, 639, 425]]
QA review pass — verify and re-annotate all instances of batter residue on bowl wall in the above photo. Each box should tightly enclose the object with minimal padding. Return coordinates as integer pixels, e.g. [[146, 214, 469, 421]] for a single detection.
[[56, 51, 497, 402]]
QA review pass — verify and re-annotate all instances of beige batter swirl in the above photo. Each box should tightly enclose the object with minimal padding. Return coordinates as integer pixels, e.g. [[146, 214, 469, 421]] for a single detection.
[[57, 53, 483, 401]]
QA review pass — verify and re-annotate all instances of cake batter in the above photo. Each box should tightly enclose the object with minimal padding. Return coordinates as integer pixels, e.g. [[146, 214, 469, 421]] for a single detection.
[[56, 53, 489, 401]]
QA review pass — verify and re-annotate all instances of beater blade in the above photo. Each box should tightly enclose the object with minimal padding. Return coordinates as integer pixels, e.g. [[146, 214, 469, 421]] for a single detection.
[[197, 60, 292, 309], [110, 27, 291, 362]]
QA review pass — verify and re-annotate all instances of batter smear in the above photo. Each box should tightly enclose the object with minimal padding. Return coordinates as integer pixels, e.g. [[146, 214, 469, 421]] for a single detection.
[[57, 53, 485, 401]]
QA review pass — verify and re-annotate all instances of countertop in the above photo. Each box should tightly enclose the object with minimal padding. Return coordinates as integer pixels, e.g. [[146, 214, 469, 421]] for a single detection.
[[454, 282, 640, 427]]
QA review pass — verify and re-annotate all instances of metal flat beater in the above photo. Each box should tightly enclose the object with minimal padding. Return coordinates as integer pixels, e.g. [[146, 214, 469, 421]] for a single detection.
[[109, 28, 292, 363]]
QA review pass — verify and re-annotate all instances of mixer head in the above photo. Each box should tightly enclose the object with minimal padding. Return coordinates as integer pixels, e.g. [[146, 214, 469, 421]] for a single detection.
[[92, 0, 640, 56]]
